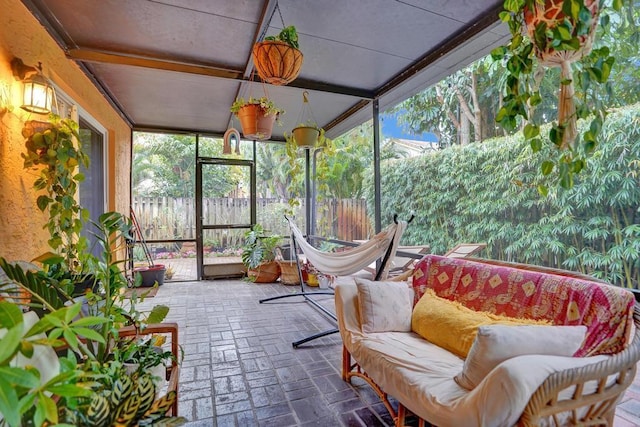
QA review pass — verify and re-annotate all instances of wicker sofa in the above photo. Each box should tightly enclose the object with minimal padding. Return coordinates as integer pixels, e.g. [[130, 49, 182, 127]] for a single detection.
[[335, 254, 640, 427]]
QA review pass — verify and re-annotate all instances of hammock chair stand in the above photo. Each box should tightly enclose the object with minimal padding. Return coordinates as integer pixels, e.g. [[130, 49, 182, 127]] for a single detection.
[[259, 214, 412, 348]]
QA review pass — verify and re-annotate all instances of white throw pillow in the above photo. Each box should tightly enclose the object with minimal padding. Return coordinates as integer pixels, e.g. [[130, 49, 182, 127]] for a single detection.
[[355, 278, 413, 333], [454, 324, 587, 390]]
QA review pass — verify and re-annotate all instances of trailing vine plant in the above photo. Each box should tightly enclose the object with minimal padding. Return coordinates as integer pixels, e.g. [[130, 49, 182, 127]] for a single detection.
[[22, 114, 90, 273], [492, 0, 628, 194]]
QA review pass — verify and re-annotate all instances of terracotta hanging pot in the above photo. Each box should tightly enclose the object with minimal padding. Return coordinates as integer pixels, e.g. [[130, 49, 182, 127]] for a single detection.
[[252, 41, 303, 86], [236, 104, 277, 140], [523, 0, 599, 149], [292, 126, 319, 148]]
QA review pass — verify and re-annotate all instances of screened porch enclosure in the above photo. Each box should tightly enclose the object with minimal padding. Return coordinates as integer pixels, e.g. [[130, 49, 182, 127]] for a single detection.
[[131, 132, 375, 281]]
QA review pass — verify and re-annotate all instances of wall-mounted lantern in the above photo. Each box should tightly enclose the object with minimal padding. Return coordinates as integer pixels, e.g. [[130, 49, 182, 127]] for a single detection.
[[11, 57, 55, 114]]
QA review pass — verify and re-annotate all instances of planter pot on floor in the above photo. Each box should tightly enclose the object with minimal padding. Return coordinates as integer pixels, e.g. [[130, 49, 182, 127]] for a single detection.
[[248, 261, 280, 283], [134, 264, 166, 287]]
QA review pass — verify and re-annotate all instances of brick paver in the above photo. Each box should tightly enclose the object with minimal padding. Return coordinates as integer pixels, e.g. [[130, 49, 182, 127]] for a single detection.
[[138, 280, 640, 427]]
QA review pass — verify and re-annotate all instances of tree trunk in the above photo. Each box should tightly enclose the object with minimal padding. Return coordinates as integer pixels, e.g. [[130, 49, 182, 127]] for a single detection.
[[460, 114, 471, 146]]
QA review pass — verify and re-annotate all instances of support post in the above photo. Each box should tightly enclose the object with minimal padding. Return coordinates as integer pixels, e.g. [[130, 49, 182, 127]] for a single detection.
[[373, 99, 381, 234]]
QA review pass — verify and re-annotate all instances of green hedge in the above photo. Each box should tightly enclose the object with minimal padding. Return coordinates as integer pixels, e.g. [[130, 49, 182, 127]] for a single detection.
[[367, 104, 640, 288]]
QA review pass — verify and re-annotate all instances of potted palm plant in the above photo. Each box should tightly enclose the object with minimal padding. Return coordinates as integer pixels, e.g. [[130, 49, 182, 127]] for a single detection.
[[230, 96, 284, 141], [241, 224, 282, 283]]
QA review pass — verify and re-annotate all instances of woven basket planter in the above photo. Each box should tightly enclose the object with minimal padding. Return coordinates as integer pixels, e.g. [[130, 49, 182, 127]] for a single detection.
[[292, 126, 320, 148], [236, 104, 277, 140], [248, 261, 281, 283], [277, 260, 301, 285], [252, 41, 303, 86]]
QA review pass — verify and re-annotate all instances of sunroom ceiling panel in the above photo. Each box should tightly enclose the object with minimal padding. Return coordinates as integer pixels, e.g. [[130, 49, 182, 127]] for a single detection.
[[89, 63, 241, 133]]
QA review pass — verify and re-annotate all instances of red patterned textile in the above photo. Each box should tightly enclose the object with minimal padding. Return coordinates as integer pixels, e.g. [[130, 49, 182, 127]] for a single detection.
[[412, 255, 635, 357]]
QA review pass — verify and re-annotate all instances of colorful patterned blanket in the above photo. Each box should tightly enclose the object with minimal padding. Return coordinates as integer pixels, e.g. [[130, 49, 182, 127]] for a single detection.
[[412, 255, 635, 356]]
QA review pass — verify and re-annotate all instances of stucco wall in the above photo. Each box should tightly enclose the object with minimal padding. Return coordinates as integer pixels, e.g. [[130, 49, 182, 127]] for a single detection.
[[0, 0, 131, 262]]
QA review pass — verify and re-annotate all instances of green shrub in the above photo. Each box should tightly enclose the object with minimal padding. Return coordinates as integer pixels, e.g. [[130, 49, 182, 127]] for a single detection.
[[366, 104, 640, 288]]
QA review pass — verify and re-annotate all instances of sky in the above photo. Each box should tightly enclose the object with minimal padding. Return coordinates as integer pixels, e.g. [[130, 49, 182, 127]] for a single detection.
[[380, 112, 438, 142]]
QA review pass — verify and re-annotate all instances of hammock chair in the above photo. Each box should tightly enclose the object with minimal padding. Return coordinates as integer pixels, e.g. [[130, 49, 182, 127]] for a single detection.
[[260, 215, 411, 347]]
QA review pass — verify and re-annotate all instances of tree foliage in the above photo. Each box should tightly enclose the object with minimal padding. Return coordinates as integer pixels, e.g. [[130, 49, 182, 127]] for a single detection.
[[132, 133, 238, 198], [393, 4, 639, 154], [366, 104, 640, 288]]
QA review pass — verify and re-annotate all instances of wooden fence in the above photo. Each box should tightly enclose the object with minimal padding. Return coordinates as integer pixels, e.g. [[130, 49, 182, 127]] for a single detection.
[[132, 197, 372, 248]]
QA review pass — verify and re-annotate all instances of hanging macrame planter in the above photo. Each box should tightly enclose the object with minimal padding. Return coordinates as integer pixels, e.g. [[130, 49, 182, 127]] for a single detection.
[[253, 41, 303, 86], [524, 0, 599, 149]]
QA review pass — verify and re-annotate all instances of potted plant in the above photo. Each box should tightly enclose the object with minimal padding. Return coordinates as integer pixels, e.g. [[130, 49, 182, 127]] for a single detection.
[[286, 121, 330, 149], [134, 263, 167, 287], [230, 96, 284, 141], [241, 224, 282, 283], [22, 114, 91, 284], [0, 211, 185, 426], [284, 123, 334, 210], [253, 25, 303, 86], [491, 0, 625, 193]]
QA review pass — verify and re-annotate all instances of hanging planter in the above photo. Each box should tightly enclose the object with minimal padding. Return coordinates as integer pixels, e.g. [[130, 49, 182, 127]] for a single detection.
[[252, 10, 302, 86], [253, 39, 303, 86], [292, 125, 320, 148], [523, 0, 600, 149], [237, 104, 277, 140], [492, 0, 619, 192], [285, 91, 324, 148], [230, 97, 283, 141]]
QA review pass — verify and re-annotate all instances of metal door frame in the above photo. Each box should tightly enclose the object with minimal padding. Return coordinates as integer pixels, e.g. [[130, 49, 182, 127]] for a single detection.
[[195, 156, 256, 279]]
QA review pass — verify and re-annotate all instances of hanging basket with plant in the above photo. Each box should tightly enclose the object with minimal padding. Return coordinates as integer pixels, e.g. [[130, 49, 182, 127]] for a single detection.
[[253, 25, 303, 86], [285, 91, 325, 149], [492, 0, 624, 193], [252, 3, 303, 86], [230, 96, 284, 141]]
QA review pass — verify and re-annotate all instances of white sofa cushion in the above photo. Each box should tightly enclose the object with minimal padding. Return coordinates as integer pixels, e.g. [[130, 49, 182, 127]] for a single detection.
[[355, 278, 413, 333], [454, 324, 587, 390]]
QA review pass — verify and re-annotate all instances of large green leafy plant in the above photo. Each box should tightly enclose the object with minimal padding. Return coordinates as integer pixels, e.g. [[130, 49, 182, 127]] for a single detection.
[[492, 0, 627, 193], [241, 224, 282, 269], [0, 212, 183, 426], [22, 114, 89, 273]]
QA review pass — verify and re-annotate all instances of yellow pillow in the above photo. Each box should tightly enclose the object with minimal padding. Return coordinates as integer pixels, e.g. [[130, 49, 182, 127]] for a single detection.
[[411, 289, 549, 358]]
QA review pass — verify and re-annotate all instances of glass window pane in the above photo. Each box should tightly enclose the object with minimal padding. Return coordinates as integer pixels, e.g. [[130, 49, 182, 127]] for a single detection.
[[79, 119, 105, 258]]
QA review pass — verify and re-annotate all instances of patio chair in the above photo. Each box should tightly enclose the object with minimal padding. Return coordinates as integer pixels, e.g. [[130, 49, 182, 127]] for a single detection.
[[363, 244, 430, 278], [444, 242, 487, 258]]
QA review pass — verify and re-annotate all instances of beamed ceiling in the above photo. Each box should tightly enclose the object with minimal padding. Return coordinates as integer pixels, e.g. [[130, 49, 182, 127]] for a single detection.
[[23, 0, 510, 140]]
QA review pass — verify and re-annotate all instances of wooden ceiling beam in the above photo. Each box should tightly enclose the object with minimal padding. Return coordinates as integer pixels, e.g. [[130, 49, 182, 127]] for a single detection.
[[67, 48, 244, 80], [67, 47, 375, 99]]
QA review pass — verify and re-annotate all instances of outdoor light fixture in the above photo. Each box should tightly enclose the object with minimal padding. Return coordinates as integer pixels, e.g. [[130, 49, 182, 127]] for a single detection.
[[11, 57, 55, 114]]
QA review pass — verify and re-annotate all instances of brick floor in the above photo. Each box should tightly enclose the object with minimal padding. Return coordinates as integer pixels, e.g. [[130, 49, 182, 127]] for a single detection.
[[137, 280, 640, 427]]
